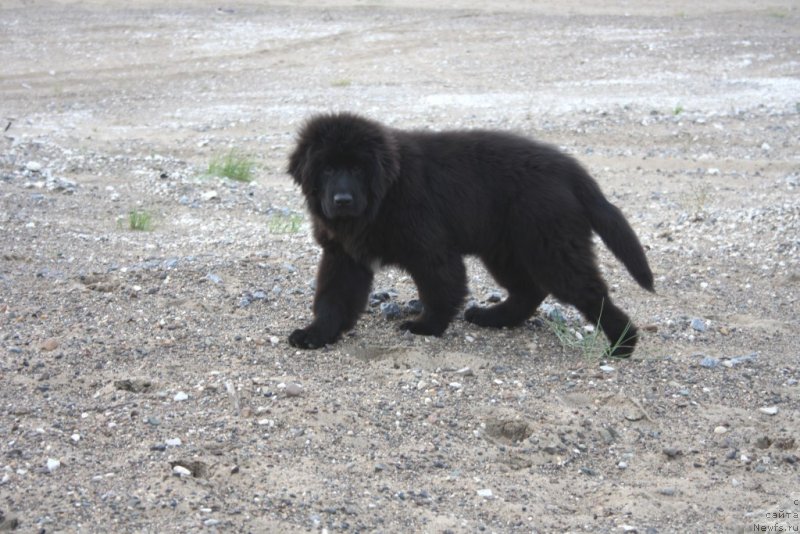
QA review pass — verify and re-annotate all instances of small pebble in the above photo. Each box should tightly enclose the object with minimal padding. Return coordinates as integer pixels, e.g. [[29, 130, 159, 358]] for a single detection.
[[71, 433, 81, 443], [690, 318, 707, 332], [174, 391, 189, 402], [599, 365, 615, 373], [755, 436, 771, 449], [369, 290, 393, 305], [699, 356, 719, 369], [380, 301, 402, 320], [618, 461, 628, 469], [46, 458, 61, 472], [759, 406, 778, 416], [172, 465, 192, 477], [658, 487, 676, 496], [285, 383, 303, 397], [206, 273, 222, 284], [476, 488, 493, 498], [724, 353, 757, 367], [599, 427, 619, 442], [714, 426, 728, 434], [662, 447, 682, 459], [165, 438, 182, 447], [41, 338, 59, 352]]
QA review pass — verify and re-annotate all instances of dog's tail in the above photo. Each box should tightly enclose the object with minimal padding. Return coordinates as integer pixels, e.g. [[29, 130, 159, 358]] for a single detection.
[[575, 171, 655, 292]]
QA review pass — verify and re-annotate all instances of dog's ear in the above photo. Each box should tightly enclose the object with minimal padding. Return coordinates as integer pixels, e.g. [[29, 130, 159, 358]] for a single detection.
[[367, 130, 400, 207], [287, 142, 311, 186]]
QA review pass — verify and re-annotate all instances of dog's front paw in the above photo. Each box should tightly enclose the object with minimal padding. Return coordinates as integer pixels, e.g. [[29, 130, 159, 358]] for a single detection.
[[289, 327, 327, 349], [399, 319, 446, 337]]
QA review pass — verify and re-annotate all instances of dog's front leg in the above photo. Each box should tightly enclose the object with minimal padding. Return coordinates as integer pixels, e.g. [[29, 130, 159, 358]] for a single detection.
[[289, 245, 373, 349]]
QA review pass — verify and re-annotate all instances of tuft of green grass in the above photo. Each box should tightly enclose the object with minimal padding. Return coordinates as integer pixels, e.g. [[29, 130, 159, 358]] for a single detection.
[[128, 209, 154, 231], [331, 79, 352, 87], [686, 184, 711, 218], [542, 304, 634, 360], [268, 211, 304, 234], [207, 150, 255, 182], [673, 104, 684, 116]]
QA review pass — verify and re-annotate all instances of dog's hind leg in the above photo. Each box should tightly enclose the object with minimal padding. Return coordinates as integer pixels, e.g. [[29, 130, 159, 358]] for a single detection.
[[563, 286, 638, 358], [401, 252, 467, 336], [532, 245, 639, 357], [465, 254, 546, 328]]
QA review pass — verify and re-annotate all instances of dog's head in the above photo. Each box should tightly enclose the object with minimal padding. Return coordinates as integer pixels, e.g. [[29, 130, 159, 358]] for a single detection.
[[288, 113, 399, 222]]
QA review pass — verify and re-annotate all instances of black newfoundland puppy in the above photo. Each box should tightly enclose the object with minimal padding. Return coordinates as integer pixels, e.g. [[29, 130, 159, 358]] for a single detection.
[[288, 112, 653, 357]]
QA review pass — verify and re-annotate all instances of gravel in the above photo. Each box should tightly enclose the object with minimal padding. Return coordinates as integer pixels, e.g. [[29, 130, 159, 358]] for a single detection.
[[0, 1, 798, 532]]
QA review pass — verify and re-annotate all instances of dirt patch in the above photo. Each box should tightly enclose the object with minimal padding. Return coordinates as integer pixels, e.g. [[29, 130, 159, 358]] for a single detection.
[[1, 1, 798, 532]]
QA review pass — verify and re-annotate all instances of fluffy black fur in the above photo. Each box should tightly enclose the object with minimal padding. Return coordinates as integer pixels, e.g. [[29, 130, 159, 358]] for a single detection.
[[287, 112, 654, 357]]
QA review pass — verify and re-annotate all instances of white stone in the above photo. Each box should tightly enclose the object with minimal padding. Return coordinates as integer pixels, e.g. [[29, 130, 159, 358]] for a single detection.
[[173, 465, 192, 477]]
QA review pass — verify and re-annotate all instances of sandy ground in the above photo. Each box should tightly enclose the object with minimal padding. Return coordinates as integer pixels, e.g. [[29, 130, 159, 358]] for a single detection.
[[1, 1, 799, 532]]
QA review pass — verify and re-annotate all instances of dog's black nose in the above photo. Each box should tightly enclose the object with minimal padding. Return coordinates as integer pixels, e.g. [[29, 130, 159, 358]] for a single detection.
[[334, 193, 353, 207]]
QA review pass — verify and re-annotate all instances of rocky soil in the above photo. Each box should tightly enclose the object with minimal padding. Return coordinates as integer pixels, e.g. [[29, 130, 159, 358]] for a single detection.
[[1, 1, 798, 532]]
